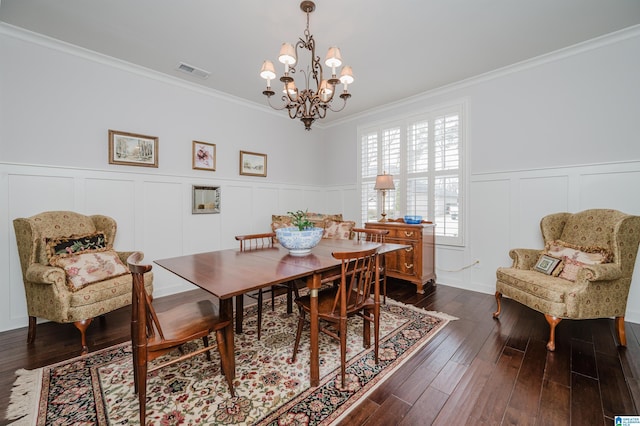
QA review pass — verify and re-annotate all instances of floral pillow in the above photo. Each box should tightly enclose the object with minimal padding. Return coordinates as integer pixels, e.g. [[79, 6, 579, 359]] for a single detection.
[[545, 240, 611, 265], [323, 220, 355, 240], [50, 250, 129, 291], [559, 257, 585, 282], [46, 232, 109, 264]]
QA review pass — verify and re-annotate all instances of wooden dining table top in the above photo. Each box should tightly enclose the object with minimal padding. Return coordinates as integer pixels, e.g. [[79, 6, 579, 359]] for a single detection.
[[154, 238, 409, 388], [154, 239, 408, 299]]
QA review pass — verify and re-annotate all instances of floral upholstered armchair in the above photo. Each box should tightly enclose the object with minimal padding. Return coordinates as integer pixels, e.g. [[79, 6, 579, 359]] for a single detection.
[[494, 209, 640, 351], [13, 211, 153, 354]]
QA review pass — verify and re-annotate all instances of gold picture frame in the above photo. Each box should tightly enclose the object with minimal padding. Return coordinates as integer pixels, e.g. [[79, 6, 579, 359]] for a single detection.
[[192, 141, 216, 171], [239, 151, 267, 177], [108, 130, 158, 167]]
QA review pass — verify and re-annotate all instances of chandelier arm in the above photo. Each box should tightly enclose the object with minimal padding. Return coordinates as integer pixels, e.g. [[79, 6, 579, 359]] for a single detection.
[[265, 96, 291, 111], [326, 96, 349, 112]]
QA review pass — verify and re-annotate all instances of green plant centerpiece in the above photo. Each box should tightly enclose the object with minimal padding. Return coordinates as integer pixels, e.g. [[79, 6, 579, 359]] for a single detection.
[[288, 210, 313, 230], [276, 209, 324, 256]]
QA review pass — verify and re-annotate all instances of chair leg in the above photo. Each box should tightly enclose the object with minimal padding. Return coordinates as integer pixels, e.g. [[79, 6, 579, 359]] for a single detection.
[[257, 290, 263, 340], [544, 314, 562, 351], [492, 292, 502, 318], [291, 311, 305, 362], [73, 318, 93, 355], [271, 285, 276, 311], [203, 336, 212, 361], [133, 345, 148, 424], [615, 316, 627, 347], [339, 317, 347, 388], [27, 316, 37, 344], [215, 329, 235, 395]]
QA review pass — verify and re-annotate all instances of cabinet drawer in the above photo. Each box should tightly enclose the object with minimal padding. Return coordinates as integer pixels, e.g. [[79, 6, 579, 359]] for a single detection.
[[386, 228, 421, 241]]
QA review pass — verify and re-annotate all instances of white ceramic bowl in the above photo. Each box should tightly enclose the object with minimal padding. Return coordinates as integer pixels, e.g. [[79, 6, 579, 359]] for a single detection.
[[275, 227, 324, 256]]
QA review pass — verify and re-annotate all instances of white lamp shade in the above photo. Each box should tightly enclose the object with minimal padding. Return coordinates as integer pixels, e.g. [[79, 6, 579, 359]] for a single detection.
[[319, 80, 333, 101], [282, 81, 297, 96], [278, 43, 297, 65], [324, 47, 342, 69], [374, 174, 395, 190], [339, 66, 354, 85], [260, 60, 276, 80]]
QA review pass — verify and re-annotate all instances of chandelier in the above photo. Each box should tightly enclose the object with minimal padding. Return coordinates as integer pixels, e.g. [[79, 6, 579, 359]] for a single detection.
[[259, 1, 354, 131]]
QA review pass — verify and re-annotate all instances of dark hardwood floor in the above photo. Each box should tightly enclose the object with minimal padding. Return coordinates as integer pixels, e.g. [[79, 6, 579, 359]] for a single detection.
[[1, 279, 638, 425]]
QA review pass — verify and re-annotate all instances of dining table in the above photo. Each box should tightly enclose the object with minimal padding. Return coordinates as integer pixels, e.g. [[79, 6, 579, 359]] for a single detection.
[[154, 238, 408, 387]]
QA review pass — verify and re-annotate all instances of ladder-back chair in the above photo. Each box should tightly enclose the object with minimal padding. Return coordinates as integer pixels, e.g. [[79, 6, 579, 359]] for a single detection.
[[291, 246, 381, 388], [127, 252, 234, 424]]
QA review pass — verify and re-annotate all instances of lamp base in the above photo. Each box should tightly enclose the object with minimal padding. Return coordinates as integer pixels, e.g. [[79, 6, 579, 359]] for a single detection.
[[378, 212, 388, 222]]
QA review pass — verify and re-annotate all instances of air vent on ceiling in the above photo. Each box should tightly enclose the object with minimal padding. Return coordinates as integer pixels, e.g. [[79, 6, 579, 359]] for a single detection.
[[176, 62, 210, 79]]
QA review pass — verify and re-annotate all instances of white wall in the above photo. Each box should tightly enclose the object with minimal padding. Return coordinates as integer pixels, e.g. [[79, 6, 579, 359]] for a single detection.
[[323, 26, 640, 323], [0, 24, 336, 332], [2, 23, 640, 334]]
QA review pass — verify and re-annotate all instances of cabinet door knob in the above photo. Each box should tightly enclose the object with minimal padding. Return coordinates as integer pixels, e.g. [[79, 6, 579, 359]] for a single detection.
[[404, 231, 414, 237], [404, 263, 414, 269]]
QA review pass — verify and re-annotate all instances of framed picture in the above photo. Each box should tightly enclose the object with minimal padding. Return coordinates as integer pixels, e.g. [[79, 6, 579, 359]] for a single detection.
[[239, 151, 267, 177], [108, 130, 158, 167], [192, 141, 216, 171], [192, 185, 221, 214]]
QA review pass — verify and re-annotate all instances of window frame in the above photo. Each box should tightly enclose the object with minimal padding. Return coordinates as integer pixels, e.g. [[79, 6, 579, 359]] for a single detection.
[[357, 102, 466, 246]]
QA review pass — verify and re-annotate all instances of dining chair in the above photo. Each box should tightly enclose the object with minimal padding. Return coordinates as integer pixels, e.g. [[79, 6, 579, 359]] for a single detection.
[[235, 232, 300, 339], [353, 227, 389, 303], [291, 246, 380, 388], [127, 252, 234, 424]]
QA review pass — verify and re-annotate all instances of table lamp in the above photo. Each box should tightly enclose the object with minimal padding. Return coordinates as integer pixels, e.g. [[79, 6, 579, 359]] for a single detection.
[[374, 173, 395, 222]]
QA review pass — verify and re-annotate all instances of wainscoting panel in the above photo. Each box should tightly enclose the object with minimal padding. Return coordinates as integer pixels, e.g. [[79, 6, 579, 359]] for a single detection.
[[517, 175, 569, 247], [0, 163, 333, 332]]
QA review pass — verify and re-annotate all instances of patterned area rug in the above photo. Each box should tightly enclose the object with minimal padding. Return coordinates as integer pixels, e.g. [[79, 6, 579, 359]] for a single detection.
[[6, 296, 454, 425]]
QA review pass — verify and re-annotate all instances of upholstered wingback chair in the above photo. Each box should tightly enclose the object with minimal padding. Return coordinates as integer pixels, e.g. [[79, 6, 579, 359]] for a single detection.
[[13, 211, 153, 354], [494, 209, 640, 351]]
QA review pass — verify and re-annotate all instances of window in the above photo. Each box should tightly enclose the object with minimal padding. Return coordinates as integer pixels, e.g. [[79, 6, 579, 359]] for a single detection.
[[359, 104, 464, 246]]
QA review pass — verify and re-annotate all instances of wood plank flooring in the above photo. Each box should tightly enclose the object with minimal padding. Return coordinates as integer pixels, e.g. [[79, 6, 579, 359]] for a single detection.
[[0, 279, 638, 425]]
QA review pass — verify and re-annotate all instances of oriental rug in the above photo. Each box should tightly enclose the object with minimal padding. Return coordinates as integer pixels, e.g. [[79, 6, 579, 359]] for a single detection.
[[6, 296, 454, 425]]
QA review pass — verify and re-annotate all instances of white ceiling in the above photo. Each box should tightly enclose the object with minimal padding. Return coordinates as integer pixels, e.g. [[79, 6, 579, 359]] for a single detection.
[[2, 0, 640, 123]]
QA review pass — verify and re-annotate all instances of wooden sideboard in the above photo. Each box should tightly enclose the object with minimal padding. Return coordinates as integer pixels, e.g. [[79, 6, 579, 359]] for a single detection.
[[365, 221, 436, 294]]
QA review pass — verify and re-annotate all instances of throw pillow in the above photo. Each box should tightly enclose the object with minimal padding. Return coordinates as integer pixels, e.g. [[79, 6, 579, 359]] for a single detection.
[[532, 254, 564, 276], [323, 220, 355, 240], [47, 232, 109, 264], [559, 257, 585, 282], [545, 240, 611, 265], [50, 250, 130, 292]]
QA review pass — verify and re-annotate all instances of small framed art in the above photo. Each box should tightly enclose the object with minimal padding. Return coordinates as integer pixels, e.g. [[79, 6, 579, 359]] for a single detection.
[[239, 151, 267, 177], [192, 141, 216, 171], [192, 185, 221, 214], [108, 130, 158, 167]]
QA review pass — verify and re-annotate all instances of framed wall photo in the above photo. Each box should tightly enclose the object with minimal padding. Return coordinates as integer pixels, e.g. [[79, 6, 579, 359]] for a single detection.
[[192, 141, 216, 171], [192, 185, 221, 214], [108, 130, 158, 167], [239, 151, 267, 177]]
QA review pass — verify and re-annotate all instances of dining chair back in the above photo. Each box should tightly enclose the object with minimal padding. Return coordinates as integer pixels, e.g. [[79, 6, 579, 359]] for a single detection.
[[291, 246, 381, 388], [235, 232, 299, 339], [353, 227, 389, 303], [128, 252, 234, 424]]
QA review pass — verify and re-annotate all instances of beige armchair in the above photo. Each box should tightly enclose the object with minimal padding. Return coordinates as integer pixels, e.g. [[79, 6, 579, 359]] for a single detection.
[[13, 211, 153, 354], [494, 209, 640, 351]]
